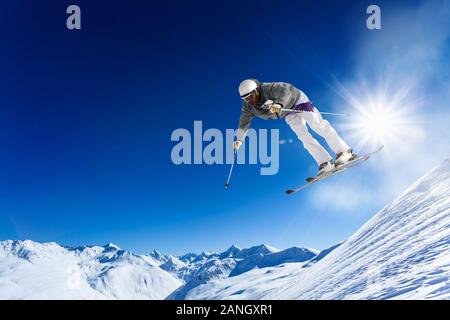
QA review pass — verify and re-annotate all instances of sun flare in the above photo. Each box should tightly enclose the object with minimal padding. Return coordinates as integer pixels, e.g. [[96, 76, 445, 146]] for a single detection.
[[354, 105, 403, 144], [338, 85, 423, 153]]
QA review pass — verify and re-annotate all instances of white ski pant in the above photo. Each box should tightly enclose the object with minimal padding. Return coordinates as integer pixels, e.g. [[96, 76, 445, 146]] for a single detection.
[[285, 108, 350, 165]]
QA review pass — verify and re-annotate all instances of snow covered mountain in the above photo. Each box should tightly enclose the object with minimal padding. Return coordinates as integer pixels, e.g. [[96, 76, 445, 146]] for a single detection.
[[229, 246, 318, 277], [184, 159, 450, 300], [166, 244, 319, 299], [146, 249, 169, 265], [1, 159, 449, 300], [0, 240, 182, 299], [0, 239, 318, 300], [170, 243, 283, 283]]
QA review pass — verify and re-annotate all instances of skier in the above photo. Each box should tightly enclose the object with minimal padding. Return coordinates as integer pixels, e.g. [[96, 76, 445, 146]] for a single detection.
[[234, 79, 356, 177]]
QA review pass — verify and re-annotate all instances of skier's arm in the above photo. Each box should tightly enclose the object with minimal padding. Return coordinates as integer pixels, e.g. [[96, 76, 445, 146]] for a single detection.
[[267, 82, 294, 108], [236, 106, 254, 143]]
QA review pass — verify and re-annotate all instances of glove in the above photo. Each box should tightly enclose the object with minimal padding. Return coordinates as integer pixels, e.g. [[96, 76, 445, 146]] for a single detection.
[[233, 140, 243, 151], [269, 103, 282, 114]]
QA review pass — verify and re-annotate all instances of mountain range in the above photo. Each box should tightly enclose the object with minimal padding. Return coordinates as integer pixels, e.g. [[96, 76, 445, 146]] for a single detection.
[[1, 158, 449, 299]]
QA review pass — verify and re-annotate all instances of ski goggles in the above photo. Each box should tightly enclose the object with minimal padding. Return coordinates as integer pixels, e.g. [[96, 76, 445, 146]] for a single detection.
[[241, 90, 257, 104]]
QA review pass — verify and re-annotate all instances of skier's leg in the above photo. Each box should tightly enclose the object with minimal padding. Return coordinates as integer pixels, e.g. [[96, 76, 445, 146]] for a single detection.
[[285, 113, 332, 165], [302, 107, 350, 155]]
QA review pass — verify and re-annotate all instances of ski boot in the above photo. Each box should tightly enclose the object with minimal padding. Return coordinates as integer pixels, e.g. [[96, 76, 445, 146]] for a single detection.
[[317, 160, 335, 177], [335, 149, 357, 166]]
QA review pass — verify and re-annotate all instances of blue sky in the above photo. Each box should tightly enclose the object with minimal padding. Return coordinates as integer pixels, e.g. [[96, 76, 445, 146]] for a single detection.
[[1, 0, 449, 255]]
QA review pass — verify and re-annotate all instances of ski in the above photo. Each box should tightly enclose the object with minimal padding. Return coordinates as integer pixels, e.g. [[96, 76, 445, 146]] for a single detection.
[[286, 145, 384, 195]]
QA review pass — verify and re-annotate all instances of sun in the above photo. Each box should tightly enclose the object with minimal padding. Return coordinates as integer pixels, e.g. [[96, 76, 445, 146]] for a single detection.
[[338, 84, 422, 153], [356, 106, 401, 143]]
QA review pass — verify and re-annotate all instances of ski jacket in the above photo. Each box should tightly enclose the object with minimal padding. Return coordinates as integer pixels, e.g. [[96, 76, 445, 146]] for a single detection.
[[236, 82, 308, 141]]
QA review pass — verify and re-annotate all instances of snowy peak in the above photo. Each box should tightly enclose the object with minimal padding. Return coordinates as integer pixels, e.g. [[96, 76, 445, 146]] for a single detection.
[[1, 240, 65, 261], [236, 244, 280, 259], [102, 242, 121, 251], [160, 256, 188, 274], [177, 244, 279, 263], [200, 251, 215, 259], [230, 246, 317, 277], [178, 252, 197, 263], [219, 244, 241, 259], [150, 249, 160, 256], [149, 249, 162, 259], [65, 243, 140, 264], [147, 249, 169, 265], [177, 250, 218, 264]]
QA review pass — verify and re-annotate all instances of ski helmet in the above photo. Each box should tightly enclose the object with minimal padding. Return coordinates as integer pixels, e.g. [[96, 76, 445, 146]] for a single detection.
[[238, 79, 260, 98]]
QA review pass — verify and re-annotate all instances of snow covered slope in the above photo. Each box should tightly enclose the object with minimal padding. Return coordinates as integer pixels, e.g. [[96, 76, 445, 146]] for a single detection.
[[185, 159, 450, 300], [0, 240, 182, 299]]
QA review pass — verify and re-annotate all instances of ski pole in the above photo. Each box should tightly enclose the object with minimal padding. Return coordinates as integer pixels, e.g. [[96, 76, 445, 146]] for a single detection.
[[224, 150, 237, 188], [280, 108, 350, 117]]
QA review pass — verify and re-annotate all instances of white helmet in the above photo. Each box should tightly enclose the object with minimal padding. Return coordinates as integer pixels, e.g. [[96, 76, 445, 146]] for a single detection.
[[238, 79, 260, 97]]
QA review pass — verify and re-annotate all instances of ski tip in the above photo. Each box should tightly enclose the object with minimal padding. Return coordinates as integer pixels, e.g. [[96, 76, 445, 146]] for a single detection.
[[286, 189, 295, 195]]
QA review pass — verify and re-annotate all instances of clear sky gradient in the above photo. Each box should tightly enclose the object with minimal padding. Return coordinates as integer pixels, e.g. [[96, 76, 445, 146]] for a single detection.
[[1, 0, 449, 255]]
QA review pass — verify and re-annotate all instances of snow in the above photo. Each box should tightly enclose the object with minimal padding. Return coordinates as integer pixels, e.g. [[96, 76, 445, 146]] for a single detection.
[[229, 246, 317, 277], [219, 244, 241, 259], [146, 249, 169, 265], [0, 240, 305, 300], [235, 244, 280, 259], [184, 159, 450, 300], [0, 240, 182, 299], [166, 244, 315, 299], [160, 256, 189, 279], [302, 242, 342, 267]]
